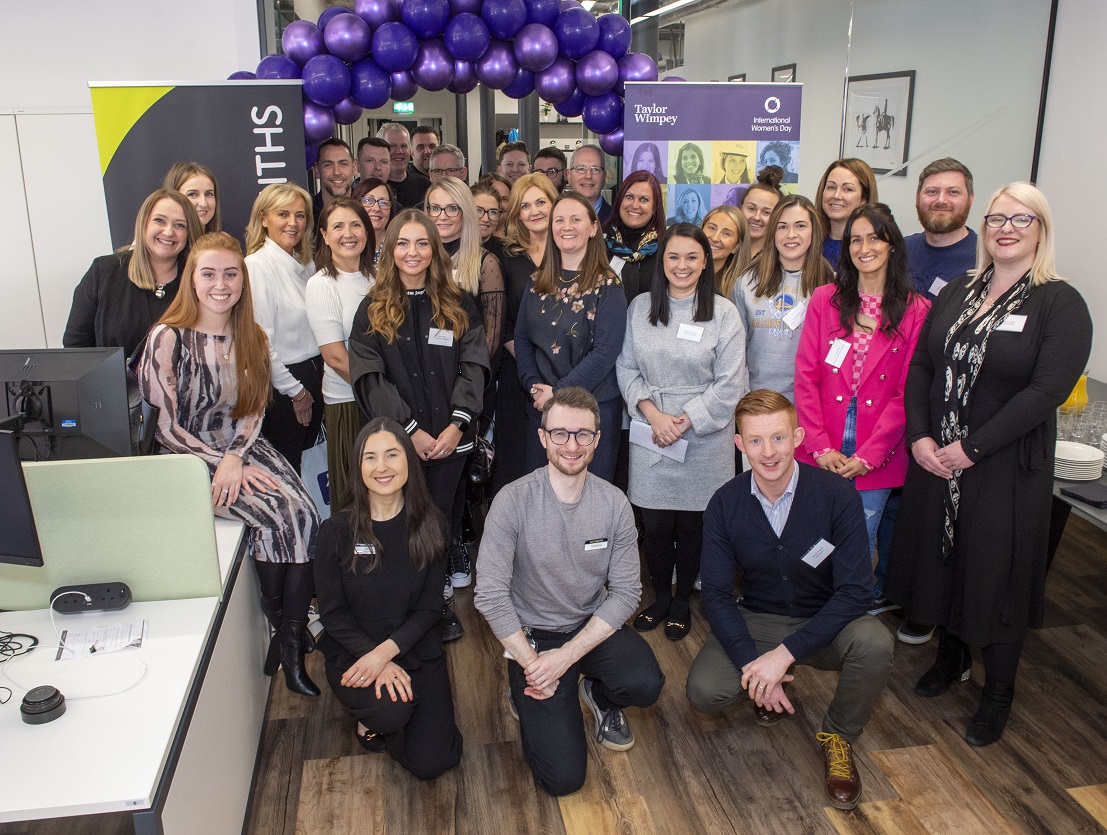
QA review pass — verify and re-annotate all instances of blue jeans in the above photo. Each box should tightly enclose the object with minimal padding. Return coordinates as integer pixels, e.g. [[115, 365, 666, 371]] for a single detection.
[[841, 398, 891, 595]]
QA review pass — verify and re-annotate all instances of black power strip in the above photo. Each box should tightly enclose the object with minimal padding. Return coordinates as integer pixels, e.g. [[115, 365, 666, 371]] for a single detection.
[[51, 583, 132, 613]]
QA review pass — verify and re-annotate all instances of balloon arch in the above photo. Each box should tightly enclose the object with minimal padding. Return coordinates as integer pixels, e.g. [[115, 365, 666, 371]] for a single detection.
[[229, 0, 662, 167]]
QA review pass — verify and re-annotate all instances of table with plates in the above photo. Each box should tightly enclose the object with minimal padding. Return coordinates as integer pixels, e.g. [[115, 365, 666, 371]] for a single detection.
[[1049, 379, 1107, 559]]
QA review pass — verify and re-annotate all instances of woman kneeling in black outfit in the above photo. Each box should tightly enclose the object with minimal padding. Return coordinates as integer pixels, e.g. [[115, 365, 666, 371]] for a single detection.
[[313, 418, 463, 778]]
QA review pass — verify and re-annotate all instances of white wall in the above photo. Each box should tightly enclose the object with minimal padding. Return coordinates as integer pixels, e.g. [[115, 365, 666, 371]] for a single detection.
[[0, 0, 262, 348]]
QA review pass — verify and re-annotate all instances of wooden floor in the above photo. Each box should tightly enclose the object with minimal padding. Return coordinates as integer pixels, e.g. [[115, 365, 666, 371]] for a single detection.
[[243, 513, 1107, 835]]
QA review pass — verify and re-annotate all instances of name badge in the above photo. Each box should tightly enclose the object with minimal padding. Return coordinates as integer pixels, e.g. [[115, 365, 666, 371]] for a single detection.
[[354, 542, 376, 556], [801, 538, 834, 568], [584, 538, 609, 551], [609, 255, 626, 277], [677, 323, 704, 342], [782, 301, 808, 331], [824, 338, 850, 368], [928, 276, 948, 296], [995, 314, 1026, 333], [428, 327, 454, 347]]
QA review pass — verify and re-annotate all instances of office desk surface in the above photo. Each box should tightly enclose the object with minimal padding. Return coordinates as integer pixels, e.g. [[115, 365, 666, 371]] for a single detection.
[[1053, 377, 1107, 532], [0, 597, 220, 822]]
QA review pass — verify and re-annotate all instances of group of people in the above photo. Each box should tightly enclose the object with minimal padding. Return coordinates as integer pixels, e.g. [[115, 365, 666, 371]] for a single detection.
[[61, 125, 1092, 811]]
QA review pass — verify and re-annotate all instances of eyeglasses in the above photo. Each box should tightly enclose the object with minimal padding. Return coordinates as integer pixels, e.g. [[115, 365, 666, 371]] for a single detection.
[[535, 167, 564, 177], [430, 166, 465, 177], [984, 213, 1037, 229], [571, 165, 604, 175], [475, 207, 502, 220], [426, 204, 462, 218], [359, 197, 392, 208], [542, 427, 598, 446]]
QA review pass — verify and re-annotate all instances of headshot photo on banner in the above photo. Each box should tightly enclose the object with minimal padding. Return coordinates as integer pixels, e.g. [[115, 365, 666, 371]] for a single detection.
[[622, 81, 802, 207], [90, 81, 308, 248]]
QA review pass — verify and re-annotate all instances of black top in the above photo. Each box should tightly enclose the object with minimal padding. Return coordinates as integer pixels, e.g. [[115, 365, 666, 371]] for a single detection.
[[314, 508, 448, 670], [500, 249, 540, 348], [391, 170, 431, 209], [63, 251, 183, 359]]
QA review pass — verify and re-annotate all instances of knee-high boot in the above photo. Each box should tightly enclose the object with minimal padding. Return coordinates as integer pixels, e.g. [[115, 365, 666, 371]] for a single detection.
[[260, 595, 283, 677], [280, 618, 320, 697]]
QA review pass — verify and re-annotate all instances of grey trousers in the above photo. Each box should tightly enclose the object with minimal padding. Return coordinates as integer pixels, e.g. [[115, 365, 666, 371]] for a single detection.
[[685, 607, 893, 742]]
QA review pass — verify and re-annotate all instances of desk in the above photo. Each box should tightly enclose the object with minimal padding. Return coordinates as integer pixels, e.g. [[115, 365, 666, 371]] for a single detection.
[[1051, 378, 1107, 554], [0, 519, 264, 835]]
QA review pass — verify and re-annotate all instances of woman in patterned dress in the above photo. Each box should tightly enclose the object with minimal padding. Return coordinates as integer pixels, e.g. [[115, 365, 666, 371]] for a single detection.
[[139, 231, 322, 697]]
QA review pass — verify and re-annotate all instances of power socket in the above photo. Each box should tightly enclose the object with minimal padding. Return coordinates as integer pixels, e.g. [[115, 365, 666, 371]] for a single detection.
[[51, 583, 132, 613]]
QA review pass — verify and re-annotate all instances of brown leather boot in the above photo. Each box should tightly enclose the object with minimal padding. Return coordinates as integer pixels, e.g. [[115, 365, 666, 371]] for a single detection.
[[816, 732, 862, 810]]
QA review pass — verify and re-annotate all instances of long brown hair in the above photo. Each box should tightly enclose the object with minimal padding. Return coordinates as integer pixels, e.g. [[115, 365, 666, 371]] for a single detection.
[[503, 172, 558, 255], [751, 194, 834, 300], [815, 158, 878, 237], [314, 197, 376, 278], [163, 161, 222, 233], [158, 232, 271, 419], [125, 189, 203, 291], [532, 193, 615, 296], [345, 418, 446, 573], [701, 205, 751, 298], [365, 210, 468, 343]]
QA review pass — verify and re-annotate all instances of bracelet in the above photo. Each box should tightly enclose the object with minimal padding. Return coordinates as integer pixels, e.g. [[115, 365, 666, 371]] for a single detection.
[[292, 390, 308, 403]]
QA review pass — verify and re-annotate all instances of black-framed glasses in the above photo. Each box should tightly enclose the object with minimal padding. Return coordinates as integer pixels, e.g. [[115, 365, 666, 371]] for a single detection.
[[430, 166, 465, 177], [475, 207, 502, 220], [535, 166, 564, 177], [571, 165, 604, 175], [426, 204, 462, 218], [542, 427, 597, 446], [983, 213, 1037, 229], [359, 197, 392, 209]]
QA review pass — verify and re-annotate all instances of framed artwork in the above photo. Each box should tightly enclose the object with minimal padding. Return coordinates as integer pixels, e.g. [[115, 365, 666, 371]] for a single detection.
[[771, 64, 796, 83], [728, 73, 746, 82], [841, 70, 916, 176]]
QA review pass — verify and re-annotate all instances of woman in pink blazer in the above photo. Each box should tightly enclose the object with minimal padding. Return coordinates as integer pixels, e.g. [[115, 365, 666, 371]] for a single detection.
[[794, 203, 929, 608]]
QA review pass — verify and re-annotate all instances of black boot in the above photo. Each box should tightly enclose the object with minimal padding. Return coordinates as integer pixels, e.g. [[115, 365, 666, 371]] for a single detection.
[[280, 619, 321, 697], [965, 681, 1014, 746], [915, 633, 972, 698], [260, 595, 283, 677]]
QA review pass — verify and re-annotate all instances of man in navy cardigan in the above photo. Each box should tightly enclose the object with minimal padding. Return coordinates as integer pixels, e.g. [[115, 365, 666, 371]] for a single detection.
[[686, 389, 893, 811]]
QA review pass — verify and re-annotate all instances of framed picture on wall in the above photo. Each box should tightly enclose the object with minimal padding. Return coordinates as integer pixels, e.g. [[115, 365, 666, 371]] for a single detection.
[[841, 70, 916, 176], [729, 73, 746, 82], [771, 64, 796, 83]]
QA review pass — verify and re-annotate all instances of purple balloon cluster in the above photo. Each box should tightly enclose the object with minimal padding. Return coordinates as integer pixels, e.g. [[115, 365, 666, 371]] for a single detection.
[[238, 1, 658, 166]]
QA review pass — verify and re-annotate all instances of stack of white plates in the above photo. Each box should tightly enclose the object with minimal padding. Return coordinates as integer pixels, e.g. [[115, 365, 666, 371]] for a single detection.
[[1055, 440, 1104, 480], [1100, 432, 1107, 458]]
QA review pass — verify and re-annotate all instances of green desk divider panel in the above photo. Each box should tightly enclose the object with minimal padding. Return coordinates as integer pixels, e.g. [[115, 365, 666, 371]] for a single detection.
[[0, 454, 222, 612]]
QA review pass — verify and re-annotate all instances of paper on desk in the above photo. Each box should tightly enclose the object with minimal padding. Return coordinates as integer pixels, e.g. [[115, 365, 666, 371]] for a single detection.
[[56, 620, 148, 660], [629, 419, 689, 463]]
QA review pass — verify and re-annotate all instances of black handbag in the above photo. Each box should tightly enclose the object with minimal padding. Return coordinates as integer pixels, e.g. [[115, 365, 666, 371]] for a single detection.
[[469, 416, 495, 485]]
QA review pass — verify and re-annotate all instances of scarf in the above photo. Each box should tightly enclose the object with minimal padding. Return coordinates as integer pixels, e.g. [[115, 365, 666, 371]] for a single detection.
[[938, 267, 1033, 558], [605, 227, 658, 263]]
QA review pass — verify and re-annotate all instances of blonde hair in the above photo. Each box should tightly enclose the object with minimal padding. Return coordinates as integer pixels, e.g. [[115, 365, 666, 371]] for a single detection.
[[245, 183, 314, 265], [163, 161, 222, 233], [425, 177, 482, 296], [503, 173, 559, 255], [973, 182, 1062, 287], [125, 189, 203, 291], [701, 205, 752, 298]]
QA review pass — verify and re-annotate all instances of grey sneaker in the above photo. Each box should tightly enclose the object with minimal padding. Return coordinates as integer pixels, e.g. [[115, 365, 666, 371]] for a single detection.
[[579, 678, 634, 751], [867, 596, 901, 616]]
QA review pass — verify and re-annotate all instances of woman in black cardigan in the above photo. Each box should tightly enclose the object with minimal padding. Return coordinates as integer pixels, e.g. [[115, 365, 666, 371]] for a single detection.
[[314, 418, 462, 776]]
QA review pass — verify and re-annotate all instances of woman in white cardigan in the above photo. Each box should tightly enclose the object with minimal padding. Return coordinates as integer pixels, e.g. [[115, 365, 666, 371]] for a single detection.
[[617, 223, 748, 640], [245, 183, 324, 473]]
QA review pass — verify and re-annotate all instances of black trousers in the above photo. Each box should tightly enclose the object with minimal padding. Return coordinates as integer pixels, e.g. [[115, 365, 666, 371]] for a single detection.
[[508, 625, 664, 796], [422, 455, 468, 542], [261, 355, 324, 473], [325, 653, 463, 780], [641, 508, 704, 602]]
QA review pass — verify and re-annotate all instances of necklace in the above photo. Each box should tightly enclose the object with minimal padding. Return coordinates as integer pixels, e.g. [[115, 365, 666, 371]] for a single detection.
[[220, 335, 233, 360], [154, 284, 166, 299]]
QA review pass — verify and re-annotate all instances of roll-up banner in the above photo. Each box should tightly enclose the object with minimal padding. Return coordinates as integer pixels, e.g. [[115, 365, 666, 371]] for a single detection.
[[89, 81, 308, 248], [622, 82, 803, 223]]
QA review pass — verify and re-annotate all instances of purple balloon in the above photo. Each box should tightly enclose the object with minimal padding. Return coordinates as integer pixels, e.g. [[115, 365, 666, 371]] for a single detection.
[[514, 23, 558, 72], [390, 70, 418, 100], [554, 88, 586, 117], [228, 70, 256, 80], [333, 96, 365, 125], [448, 60, 479, 94], [303, 100, 336, 144], [526, 0, 560, 26], [598, 128, 624, 156], [596, 14, 632, 60], [449, 0, 481, 12], [306, 143, 319, 170], [444, 13, 490, 62], [412, 39, 455, 91], [317, 6, 348, 30], [616, 51, 659, 94], [324, 13, 371, 63], [475, 39, 518, 90], [554, 8, 600, 60], [282, 20, 324, 66], [560, 0, 583, 10], [482, 0, 527, 40], [302, 54, 352, 107], [402, 0, 450, 39], [350, 56, 392, 108], [354, 0, 399, 29], [582, 91, 623, 134], [576, 49, 618, 96], [662, 75, 686, 82], [535, 56, 577, 104], [372, 22, 419, 72], [256, 54, 301, 79], [503, 67, 536, 99]]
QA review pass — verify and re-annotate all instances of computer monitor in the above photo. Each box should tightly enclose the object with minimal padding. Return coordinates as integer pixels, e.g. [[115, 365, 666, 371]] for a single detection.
[[0, 430, 44, 566], [0, 347, 133, 461]]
